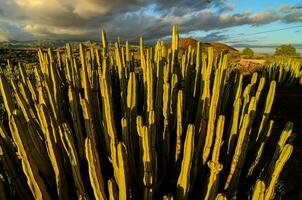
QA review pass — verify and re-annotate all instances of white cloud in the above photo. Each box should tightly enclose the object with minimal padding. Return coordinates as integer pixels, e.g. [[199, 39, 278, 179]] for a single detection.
[[23, 24, 94, 37], [14, 0, 70, 19], [249, 12, 279, 25], [73, 0, 111, 18]]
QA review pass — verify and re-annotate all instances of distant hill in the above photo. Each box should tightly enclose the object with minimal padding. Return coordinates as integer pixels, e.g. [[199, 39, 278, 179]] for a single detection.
[[0, 40, 100, 49], [166, 38, 238, 53], [0, 38, 238, 55]]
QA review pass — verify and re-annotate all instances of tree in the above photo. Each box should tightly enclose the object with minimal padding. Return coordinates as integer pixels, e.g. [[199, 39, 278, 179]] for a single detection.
[[274, 44, 297, 57], [242, 48, 254, 58]]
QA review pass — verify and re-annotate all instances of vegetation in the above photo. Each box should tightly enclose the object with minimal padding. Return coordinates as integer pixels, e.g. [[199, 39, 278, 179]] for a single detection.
[[0, 26, 297, 200], [274, 44, 297, 57], [260, 57, 302, 87], [242, 48, 254, 58], [0, 49, 38, 68]]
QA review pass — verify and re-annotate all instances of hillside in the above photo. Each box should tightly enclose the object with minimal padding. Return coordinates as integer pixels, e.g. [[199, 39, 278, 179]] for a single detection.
[[0, 40, 100, 49], [166, 38, 238, 53]]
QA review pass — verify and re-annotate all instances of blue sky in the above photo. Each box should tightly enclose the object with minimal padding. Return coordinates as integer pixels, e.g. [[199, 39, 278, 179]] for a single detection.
[[228, 0, 301, 12], [0, 0, 301, 53], [217, 0, 302, 53]]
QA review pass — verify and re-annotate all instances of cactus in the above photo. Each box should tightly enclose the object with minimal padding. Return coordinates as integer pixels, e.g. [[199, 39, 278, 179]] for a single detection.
[[175, 90, 183, 162], [265, 144, 293, 200], [0, 125, 33, 199], [0, 26, 296, 200], [247, 120, 274, 177], [163, 194, 174, 200], [117, 143, 130, 200], [0, 73, 15, 116], [61, 123, 86, 198], [141, 126, 153, 187], [10, 110, 51, 200], [177, 124, 195, 200], [204, 115, 225, 200], [260, 57, 302, 87], [215, 193, 227, 200], [251, 180, 265, 200], [224, 114, 250, 191], [226, 98, 241, 158], [266, 121, 293, 179], [85, 137, 107, 200], [255, 81, 276, 142], [108, 179, 119, 200]]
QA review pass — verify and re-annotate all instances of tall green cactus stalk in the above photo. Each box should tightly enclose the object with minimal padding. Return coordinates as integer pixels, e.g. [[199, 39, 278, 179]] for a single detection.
[[175, 90, 183, 162], [204, 115, 225, 200], [117, 143, 130, 200], [162, 82, 170, 177], [65, 51, 85, 158], [171, 25, 179, 74], [148, 111, 157, 188], [177, 124, 195, 200], [142, 126, 153, 187], [9, 110, 51, 200], [265, 144, 293, 200], [38, 104, 70, 199], [251, 180, 265, 200], [61, 123, 87, 198], [0, 123, 33, 199], [247, 120, 274, 177], [0, 73, 15, 116], [10, 80, 48, 160], [202, 61, 226, 164], [224, 114, 250, 191], [85, 137, 107, 200], [108, 179, 119, 200], [126, 72, 138, 172], [266, 121, 293, 179], [99, 64, 118, 153], [255, 81, 276, 142], [226, 98, 241, 158]]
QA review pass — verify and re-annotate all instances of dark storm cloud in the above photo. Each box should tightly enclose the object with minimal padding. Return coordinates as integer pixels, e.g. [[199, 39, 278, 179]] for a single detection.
[[0, 0, 301, 42], [152, 0, 227, 16]]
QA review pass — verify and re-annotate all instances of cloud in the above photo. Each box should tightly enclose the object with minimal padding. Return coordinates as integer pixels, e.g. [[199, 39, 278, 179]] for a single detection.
[[152, 0, 227, 16], [0, 0, 301, 42], [218, 4, 235, 13], [282, 11, 302, 23], [0, 28, 10, 42], [280, 4, 302, 12], [23, 24, 95, 37], [73, 0, 111, 18], [201, 31, 228, 41], [279, 4, 302, 23]]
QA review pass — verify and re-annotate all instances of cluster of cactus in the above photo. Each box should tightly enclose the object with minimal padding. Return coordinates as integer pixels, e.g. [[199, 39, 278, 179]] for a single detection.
[[260, 57, 302, 87], [0, 26, 295, 200]]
